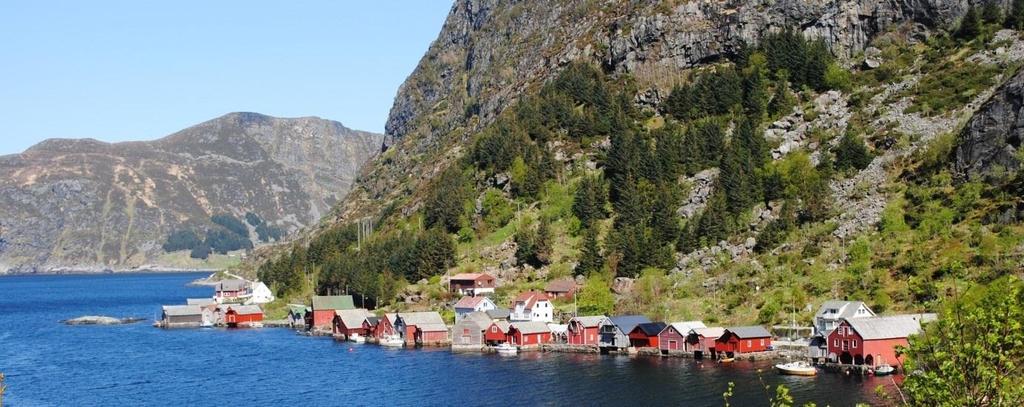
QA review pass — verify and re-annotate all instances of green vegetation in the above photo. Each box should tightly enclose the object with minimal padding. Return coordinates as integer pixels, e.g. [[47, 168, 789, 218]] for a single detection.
[[903, 276, 1024, 406], [163, 213, 257, 259]]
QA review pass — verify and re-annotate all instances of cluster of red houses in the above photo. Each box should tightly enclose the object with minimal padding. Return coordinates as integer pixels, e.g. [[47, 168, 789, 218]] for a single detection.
[[160, 298, 264, 328], [809, 300, 936, 368]]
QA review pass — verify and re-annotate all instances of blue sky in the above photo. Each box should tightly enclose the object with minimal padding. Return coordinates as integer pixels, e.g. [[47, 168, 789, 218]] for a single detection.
[[0, 1, 452, 155]]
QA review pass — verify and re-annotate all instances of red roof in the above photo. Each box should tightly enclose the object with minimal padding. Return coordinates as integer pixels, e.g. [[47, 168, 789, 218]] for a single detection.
[[513, 291, 548, 309], [455, 296, 487, 309], [545, 279, 577, 293]]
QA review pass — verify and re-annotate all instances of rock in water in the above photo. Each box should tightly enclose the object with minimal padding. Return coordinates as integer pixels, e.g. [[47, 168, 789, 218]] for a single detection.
[[63, 316, 146, 325]]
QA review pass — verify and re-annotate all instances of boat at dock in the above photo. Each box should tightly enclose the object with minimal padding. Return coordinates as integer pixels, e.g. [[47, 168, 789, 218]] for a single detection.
[[872, 364, 895, 376], [719, 356, 735, 363], [495, 343, 518, 355], [775, 361, 817, 376], [380, 335, 404, 347], [349, 333, 366, 344]]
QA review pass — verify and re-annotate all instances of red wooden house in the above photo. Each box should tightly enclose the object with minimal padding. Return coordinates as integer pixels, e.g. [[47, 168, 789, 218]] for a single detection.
[[395, 312, 449, 346], [509, 322, 552, 347], [628, 322, 667, 348], [376, 313, 398, 339], [224, 305, 263, 327], [306, 295, 354, 331], [827, 314, 934, 367], [687, 327, 725, 357], [362, 316, 381, 338], [484, 321, 512, 345], [567, 316, 605, 346], [332, 309, 372, 337], [544, 279, 577, 300], [658, 321, 706, 353], [716, 326, 772, 354]]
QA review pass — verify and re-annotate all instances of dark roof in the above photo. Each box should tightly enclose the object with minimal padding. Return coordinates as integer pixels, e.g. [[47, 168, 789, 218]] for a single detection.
[[725, 326, 772, 339], [216, 279, 248, 292], [606, 315, 651, 334], [364, 316, 380, 326], [632, 322, 668, 336], [485, 308, 510, 320]]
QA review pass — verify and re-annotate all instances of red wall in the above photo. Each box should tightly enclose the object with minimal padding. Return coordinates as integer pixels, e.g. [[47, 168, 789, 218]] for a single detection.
[[628, 331, 660, 348], [716, 333, 770, 353], [419, 330, 448, 344], [512, 330, 551, 346], [827, 322, 908, 366], [311, 310, 334, 328], [376, 319, 395, 338], [226, 311, 263, 325], [659, 327, 686, 351], [568, 325, 599, 345], [484, 324, 509, 343]]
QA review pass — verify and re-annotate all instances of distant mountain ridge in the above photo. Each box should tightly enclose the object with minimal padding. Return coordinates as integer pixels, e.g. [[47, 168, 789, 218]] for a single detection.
[[0, 112, 383, 273]]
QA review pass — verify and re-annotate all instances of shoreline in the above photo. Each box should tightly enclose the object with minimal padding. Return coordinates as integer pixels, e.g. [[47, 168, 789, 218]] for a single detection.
[[0, 267, 220, 277]]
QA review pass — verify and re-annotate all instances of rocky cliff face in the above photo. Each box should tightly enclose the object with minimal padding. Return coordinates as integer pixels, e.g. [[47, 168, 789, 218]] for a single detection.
[[336, 0, 975, 225], [954, 67, 1024, 180], [0, 112, 382, 273]]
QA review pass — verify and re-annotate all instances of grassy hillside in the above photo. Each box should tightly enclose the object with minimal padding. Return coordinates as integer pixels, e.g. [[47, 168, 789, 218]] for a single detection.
[[252, 20, 1024, 328]]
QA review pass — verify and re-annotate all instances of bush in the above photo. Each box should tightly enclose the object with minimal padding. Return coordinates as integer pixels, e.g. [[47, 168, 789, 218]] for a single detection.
[[955, 6, 982, 40], [833, 132, 873, 171], [163, 230, 203, 252], [211, 213, 248, 237], [823, 62, 852, 92]]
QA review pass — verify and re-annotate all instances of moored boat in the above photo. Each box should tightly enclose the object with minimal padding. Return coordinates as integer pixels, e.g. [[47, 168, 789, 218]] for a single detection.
[[719, 356, 735, 363], [495, 343, 518, 355], [873, 364, 895, 376], [380, 335, 404, 347], [775, 361, 817, 376], [349, 333, 366, 343]]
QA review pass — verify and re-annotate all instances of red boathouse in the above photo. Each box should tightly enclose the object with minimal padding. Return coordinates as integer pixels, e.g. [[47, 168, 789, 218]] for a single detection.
[[716, 326, 772, 354], [628, 322, 667, 348], [827, 314, 934, 367]]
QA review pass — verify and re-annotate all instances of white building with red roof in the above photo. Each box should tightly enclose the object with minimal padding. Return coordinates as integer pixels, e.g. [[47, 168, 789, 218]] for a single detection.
[[510, 291, 553, 323], [454, 296, 497, 323]]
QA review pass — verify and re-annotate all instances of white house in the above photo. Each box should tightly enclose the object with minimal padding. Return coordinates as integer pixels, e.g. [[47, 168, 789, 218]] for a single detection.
[[510, 291, 553, 323], [814, 300, 875, 336], [454, 296, 497, 323], [247, 281, 276, 305]]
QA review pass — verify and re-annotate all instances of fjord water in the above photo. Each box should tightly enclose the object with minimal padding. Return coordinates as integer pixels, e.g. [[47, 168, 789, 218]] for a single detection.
[[0, 273, 891, 406]]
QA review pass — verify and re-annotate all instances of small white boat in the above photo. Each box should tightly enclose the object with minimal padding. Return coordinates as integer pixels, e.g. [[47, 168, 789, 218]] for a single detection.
[[775, 361, 817, 376], [349, 333, 366, 344], [380, 335, 404, 347], [495, 343, 518, 355], [873, 364, 895, 376]]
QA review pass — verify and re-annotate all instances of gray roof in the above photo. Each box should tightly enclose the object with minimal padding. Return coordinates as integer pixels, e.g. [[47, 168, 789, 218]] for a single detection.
[[485, 308, 510, 320], [163, 305, 202, 317], [511, 321, 551, 334], [365, 316, 381, 326], [816, 300, 874, 319], [335, 309, 371, 328], [492, 321, 512, 333], [455, 312, 492, 331], [397, 311, 445, 326], [570, 316, 607, 328], [725, 326, 772, 339], [216, 279, 249, 292], [845, 314, 936, 340], [691, 327, 725, 338], [668, 321, 707, 334], [605, 315, 651, 334]]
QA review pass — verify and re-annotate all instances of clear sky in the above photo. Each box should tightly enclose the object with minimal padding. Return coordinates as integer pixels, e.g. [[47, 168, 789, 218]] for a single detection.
[[0, 1, 452, 155]]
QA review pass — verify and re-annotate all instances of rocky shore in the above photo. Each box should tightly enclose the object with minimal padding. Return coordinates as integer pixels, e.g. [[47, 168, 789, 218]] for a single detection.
[[63, 316, 147, 325]]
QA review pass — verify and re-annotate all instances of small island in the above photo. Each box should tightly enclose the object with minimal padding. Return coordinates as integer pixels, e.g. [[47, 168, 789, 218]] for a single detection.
[[63, 316, 146, 326]]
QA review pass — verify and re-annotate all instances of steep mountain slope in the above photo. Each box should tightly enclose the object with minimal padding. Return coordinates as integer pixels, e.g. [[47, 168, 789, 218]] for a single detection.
[[255, 0, 1024, 327], [336, 0, 974, 224], [0, 112, 383, 273]]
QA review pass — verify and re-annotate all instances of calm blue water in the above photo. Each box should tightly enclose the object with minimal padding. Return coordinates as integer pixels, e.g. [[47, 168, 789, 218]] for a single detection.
[[0, 273, 893, 406]]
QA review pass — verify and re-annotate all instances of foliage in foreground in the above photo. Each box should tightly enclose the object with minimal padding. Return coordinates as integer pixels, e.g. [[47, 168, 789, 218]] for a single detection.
[[902, 276, 1024, 406]]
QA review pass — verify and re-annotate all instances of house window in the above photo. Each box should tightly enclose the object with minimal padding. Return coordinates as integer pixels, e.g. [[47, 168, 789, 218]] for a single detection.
[[852, 340, 857, 348], [834, 339, 839, 347], [746, 340, 751, 347], [463, 329, 470, 336], [760, 339, 765, 346], [491, 326, 497, 333]]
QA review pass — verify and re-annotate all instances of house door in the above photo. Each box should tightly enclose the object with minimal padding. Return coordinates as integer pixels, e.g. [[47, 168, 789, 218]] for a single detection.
[[668, 340, 678, 350]]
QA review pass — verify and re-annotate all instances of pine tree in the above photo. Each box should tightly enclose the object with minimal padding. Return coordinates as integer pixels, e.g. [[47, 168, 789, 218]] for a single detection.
[[833, 132, 873, 171], [957, 6, 983, 40], [696, 190, 730, 245], [572, 175, 609, 225], [734, 116, 767, 170], [743, 65, 768, 119], [415, 227, 456, 279], [982, 2, 1003, 24], [720, 143, 752, 216], [535, 218, 553, 266], [768, 77, 794, 118], [651, 184, 682, 245], [1007, 0, 1024, 29], [577, 225, 603, 276], [424, 167, 469, 233]]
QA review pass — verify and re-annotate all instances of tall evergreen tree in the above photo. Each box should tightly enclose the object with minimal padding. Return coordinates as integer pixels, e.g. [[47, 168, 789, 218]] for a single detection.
[[982, 2, 1003, 24], [577, 225, 604, 276], [424, 167, 469, 233], [696, 190, 730, 245], [768, 77, 794, 118], [414, 227, 456, 280], [1008, 0, 1024, 29], [572, 175, 610, 225], [720, 143, 752, 215], [651, 184, 682, 244], [743, 65, 769, 119], [957, 6, 983, 40]]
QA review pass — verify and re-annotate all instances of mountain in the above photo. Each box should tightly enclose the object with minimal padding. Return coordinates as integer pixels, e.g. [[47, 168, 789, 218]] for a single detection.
[[0, 112, 383, 273], [255, 0, 1024, 327]]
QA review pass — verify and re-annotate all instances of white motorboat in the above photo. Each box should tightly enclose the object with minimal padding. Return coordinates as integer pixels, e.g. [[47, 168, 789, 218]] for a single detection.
[[873, 364, 895, 376], [775, 361, 817, 376], [348, 333, 366, 344], [495, 343, 518, 355], [380, 335, 404, 347]]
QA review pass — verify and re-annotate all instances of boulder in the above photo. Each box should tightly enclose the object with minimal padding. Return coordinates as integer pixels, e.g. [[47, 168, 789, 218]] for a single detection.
[[611, 277, 634, 295], [63, 316, 145, 325]]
